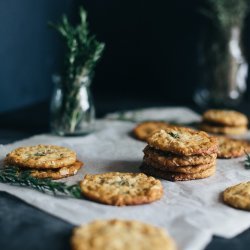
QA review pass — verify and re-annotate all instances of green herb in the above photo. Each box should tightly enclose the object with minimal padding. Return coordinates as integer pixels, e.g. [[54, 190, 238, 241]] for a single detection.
[[0, 166, 82, 198], [200, 0, 249, 30], [244, 152, 250, 169], [49, 6, 105, 84], [168, 132, 180, 139], [49, 6, 105, 134]]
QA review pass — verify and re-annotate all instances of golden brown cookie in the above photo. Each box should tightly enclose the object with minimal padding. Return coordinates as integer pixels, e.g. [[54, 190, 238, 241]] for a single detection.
[[30, 160, 83, 179], [217, 136, 246, 159], [147, 127, 218, 156], [241, 140, 250, 153], [143, 156, 215, 174], [71, 219, 177, 250], [202, 109, 248, 126], [223, 182, 250, 211], [133, 121, 171, 141], [143, 145, 217, 167], [200, 123, 247, 135], [5, 144, 77, 169], [140, 163, 216, 181], [80, 172, 163, 206]]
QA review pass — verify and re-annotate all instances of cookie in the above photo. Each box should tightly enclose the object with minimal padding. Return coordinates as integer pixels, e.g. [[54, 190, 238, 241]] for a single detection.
[[241, 140, 250, 153], [80, 172, 163, 206], [140, 163, 216, 181], [217, 136, 246, 159], [223, 182, 250, 211], [5, 144, 77, 169], [202, 109, 248, 126], [71, 219, 176, 250], [133, 121, 171, 141], [143, 145, 217, 167], [200, 123, 247, 135], [143, 156, 215, 174], [30, 160, 83, 179], [147, 127, 218, 156]]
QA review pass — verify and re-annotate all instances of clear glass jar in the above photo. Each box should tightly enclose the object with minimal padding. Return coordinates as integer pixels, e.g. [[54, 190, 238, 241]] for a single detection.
[[50, 74, 95, 136], [194, 26, 248, 108]]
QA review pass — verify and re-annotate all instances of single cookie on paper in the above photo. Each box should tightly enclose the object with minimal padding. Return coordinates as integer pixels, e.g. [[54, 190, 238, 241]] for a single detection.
[[133, 121, 172, 141], [202, 109, 248, 127], [80, 172, 163, 206], [5, 144, 77, 169], [223, 182, 250, 211], [147, 127, 218, 156], [200, 123, 247, 135], [143, 145, 217, 167], [140, 163, 216, 181], [71, 219, 177, 250], [30, 160, 83, 179], [217, 136, 246, 159], [143, 156, 215, 174]]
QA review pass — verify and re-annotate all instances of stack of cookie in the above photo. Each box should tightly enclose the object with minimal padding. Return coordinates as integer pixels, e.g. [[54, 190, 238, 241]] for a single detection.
[[141, 127, 218, 181], [4, 144, 83, 179], [200, 109, 248, 135]]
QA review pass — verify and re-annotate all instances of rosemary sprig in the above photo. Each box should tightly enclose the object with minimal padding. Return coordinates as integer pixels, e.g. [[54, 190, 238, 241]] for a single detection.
[[200, 0, 249, 30], [244, 152, 250, 169], [49, 6, 105, 134], [0, 166, 82, 198], [50, 6, 105, 85]]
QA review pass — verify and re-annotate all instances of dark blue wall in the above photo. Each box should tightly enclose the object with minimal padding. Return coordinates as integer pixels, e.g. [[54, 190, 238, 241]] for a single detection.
[[0, 0, 76, 112], [0, 1, 249, 113]]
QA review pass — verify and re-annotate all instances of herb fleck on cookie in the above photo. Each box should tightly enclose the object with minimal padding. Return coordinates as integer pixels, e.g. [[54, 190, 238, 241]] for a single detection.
[[168, 132, 180, 139]]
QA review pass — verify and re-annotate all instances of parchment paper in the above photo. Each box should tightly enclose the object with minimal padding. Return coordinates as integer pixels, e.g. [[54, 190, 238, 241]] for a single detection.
[[0, 107, 250, 250]]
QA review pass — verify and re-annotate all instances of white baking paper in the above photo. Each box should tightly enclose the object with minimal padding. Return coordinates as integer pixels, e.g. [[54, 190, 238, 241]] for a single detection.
[[0, 107, 250, 250]]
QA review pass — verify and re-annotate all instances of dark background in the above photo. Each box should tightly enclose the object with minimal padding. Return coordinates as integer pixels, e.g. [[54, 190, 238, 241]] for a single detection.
[[1, 0, 249, 115]]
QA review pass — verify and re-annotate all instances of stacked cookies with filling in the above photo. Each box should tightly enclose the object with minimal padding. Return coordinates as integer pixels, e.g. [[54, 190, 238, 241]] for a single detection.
[[200, 109, 248, 135], [141, 127, 218, 181], [4, 144, 83, 179]]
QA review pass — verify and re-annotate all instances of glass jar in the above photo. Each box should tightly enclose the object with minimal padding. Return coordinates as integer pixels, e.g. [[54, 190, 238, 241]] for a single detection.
[[50, 74, 95, 136], [194, 26, 248, 108]]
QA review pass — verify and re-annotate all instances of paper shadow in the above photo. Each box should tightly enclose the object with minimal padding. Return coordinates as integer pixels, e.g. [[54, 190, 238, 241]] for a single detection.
[[103, 160, 142, 173]]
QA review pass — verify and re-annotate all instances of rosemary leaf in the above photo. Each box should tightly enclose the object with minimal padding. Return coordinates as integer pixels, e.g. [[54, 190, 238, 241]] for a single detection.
[[0, 166, 82, 199], [168, 132, 180, 139], [244, 152, 250, 169]]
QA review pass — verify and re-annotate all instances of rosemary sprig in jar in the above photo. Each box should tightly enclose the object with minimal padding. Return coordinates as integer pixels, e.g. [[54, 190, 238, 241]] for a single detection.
[[49, 6, 105, 134]]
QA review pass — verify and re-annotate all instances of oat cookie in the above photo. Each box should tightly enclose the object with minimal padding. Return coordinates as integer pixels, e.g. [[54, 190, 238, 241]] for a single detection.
[[223, 182, 250, 211], [143, 156, 215, 174], [202, 109, 248, 126], [241, 140, 250, 153], [71, 219, 176, 250], [133, 121, 171, 141], [140, 163, 216, 181], [217, 136, 246, 158], [143, 145, 217, 167], [5, 144, 77, 169], [147, 127, 218, 156], [30, 160, 83, 179], [200, 123, 247, 135], [80, 172, 163, 206]]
